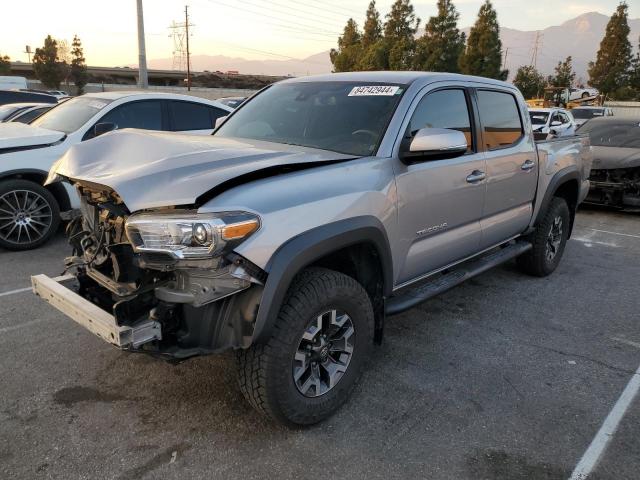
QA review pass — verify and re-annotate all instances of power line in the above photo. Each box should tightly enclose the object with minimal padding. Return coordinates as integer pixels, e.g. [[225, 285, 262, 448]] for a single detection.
[[286, 0, 364, 18], [191, 0, 338, 40], [202, 0, 342, 36], [242, 0, 352, 26]]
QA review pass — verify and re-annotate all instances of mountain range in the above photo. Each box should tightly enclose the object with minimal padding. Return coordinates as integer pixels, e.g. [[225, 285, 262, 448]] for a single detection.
[[146, 12, 640, 81]]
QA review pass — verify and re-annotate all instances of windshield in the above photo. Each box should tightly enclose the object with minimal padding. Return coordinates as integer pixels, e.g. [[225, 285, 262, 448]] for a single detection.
[[572, 109, 604, 120], [529, 111, 549, 125], [31, 97, 112, 133], [215, 82, 406, 156], [579, 121, 640, 148]]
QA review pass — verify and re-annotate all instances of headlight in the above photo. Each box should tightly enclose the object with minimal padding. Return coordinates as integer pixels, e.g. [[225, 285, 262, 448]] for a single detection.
[[125, 211, 260, 259]]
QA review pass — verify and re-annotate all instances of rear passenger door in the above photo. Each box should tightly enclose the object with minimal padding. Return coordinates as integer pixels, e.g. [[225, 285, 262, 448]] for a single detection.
[[476, 89, 538, 248], [394, 87, 486, 285], [167, 100, 228, 135]]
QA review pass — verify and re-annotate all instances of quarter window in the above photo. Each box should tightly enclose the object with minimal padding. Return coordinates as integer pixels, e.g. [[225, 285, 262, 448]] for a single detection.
[[477, 90, 523, 150], [409, 89, 473, 151]]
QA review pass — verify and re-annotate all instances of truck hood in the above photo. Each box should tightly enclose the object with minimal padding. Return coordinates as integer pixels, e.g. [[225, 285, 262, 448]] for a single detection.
[[591, 146, 640, 170], [0, 123, 65, 150], [50, 129, 355, 212]]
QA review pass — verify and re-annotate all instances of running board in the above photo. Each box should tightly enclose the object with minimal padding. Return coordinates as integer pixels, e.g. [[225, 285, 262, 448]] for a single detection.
[[386, 241, 532, 316]]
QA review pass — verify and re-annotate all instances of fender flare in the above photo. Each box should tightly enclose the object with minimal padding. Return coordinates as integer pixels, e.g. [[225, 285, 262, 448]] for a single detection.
[[534, 167, 581, 227], [252, 216, 394, 343]]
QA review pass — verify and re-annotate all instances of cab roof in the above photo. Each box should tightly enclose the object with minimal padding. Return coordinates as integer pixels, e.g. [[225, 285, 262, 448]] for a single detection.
[[282, 71, 515, 90]]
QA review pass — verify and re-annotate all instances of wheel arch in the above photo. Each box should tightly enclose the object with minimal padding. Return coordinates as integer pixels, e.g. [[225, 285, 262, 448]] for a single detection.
[[0, 169, 70, 212], [252, 216, 393, 344], [535, 168, 580, 237]]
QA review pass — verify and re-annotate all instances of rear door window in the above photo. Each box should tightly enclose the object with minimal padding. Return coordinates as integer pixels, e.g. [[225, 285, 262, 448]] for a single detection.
[[99, 100, 163, 131], [477, 90, 524, 150], [409, 89, 474, 152], [168, 101, 227, 131]]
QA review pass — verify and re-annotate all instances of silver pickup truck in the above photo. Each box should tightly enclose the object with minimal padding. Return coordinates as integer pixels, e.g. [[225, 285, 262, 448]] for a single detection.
[[33, 72, 591, 426]]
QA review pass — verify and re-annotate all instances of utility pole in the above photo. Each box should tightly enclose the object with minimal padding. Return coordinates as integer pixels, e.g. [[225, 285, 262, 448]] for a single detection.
[[185, 5, 191, 91], [136, 0, 149, 89], [530, 32, 542, 69], [502, 47, 509, 69]]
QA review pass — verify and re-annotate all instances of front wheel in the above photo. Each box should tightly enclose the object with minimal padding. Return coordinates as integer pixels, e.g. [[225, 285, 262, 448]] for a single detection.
[[236, 267, 374, 426], [517, 197, 570, 277], [0, 179, 60, 250]]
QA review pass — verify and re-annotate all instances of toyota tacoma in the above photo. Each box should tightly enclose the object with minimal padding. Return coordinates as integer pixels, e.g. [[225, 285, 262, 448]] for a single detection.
[[32, 72, 591, 426]]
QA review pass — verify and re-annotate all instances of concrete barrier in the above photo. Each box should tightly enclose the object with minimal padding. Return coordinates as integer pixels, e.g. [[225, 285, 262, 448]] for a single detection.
[[27, 80, 257, 100], [605, 101, 640, 119]]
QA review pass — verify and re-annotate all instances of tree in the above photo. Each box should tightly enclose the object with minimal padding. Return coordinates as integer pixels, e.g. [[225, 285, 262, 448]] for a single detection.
[[513, 65, 546, 99], [629, 37, 640, 98], [588, 3, 632, 98], [330, 19, 362, 72], [361, 1, 382, 49], [0, 55, 10, 75], [384, 0, 420, 69], [413, 0, 465, 72], [32, 35, 66, 89], [549, 56, 576, 88], [70, 35, 88, 94], [459, 0, 503, 79]]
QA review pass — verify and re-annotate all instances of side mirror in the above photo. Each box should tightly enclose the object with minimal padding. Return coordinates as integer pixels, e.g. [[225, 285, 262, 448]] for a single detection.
[[94, 122, 117, 137], [550, 120, 562, 127], [214, 115, 228, 129], [402, 128, 467, 163]]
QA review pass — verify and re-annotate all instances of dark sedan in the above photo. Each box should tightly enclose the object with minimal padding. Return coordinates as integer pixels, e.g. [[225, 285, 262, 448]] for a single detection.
[[579, 117, 640, 209]]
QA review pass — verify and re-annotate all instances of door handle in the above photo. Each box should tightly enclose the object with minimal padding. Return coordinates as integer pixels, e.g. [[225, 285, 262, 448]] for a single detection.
[[466, 170, 486, 183], [521, 160, 535, 171]]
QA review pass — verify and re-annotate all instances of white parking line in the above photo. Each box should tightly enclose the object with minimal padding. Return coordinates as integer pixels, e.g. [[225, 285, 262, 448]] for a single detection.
[[0, 318, 50, 334], [568, 363, 640, 480], [589, 228, 640, 240], [0, 274, 73, 298], [612, 337, 640, 350]]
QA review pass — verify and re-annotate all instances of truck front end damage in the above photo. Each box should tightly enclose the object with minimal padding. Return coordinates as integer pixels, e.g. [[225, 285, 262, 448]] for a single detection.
[[34, 181, 266, 359]]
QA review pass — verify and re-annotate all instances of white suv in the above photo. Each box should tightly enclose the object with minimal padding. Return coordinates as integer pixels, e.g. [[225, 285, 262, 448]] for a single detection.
[[0, 91, 232, 250]]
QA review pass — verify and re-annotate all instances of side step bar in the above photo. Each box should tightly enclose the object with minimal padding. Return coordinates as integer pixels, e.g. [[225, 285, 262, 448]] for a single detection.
[[386, 241, 532, 316], [31, 274, 161, 348]]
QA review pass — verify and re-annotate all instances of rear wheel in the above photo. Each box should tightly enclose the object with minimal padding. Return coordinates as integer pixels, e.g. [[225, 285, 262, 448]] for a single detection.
[[517, 197, 570, 277], [581, 92, 590, 99], [0, 179, 60, 250], [236, 267, 374, 426]]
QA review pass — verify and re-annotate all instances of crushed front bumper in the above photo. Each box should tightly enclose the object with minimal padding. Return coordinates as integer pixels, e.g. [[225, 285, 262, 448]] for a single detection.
[[31, 274, 162, 348]]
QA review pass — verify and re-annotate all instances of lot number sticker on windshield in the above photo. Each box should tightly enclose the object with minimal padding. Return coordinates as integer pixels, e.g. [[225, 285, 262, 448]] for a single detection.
[[348, 86, 400, 96]]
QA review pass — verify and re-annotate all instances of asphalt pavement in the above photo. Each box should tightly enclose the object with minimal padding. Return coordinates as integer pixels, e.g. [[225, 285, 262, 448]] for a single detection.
[[1, 207, 639, 480]]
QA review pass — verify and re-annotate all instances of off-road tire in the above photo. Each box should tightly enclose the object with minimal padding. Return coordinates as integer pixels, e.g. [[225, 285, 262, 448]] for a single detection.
[[517, 197, 570, 277], [0, 179, 60, 251], [236, 267, 374, 426]]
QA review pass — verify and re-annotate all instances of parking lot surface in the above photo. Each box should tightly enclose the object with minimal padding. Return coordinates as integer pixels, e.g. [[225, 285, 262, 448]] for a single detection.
[[1, 208, 638, 480]]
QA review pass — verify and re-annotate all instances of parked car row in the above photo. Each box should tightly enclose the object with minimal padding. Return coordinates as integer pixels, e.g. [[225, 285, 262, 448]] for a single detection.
[[0, 91, 232, 249]]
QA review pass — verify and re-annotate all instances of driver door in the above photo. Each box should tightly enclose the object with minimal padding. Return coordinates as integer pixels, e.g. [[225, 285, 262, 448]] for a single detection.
[[394, 87, 485, 285]]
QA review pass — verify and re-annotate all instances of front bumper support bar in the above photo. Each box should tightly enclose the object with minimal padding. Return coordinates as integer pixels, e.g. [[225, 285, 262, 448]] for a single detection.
[[31, 274, 161, 348]]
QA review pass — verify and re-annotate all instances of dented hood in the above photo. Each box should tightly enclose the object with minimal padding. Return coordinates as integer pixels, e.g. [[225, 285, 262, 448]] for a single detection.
[[49, 129, 354, 212]]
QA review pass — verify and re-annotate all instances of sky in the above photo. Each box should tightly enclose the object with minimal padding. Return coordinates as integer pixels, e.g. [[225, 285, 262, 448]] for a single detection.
[[2, 0, 639, 66]]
